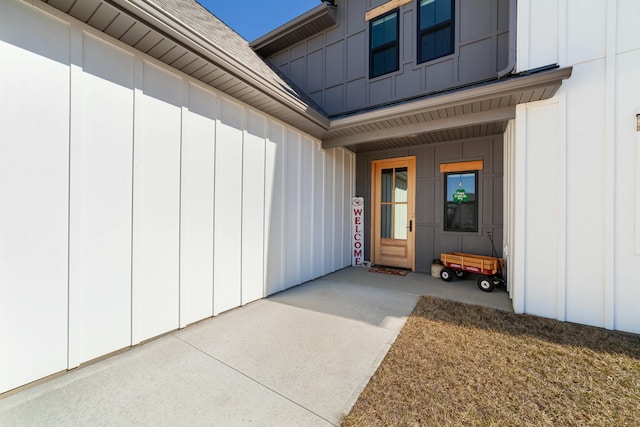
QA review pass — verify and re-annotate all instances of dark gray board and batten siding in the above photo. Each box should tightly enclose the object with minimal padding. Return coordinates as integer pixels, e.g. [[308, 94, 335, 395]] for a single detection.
[[267, 0, 511, 117]]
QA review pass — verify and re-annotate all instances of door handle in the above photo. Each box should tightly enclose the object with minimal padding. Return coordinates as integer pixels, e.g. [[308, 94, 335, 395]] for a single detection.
[[409, 220, 413, 232]]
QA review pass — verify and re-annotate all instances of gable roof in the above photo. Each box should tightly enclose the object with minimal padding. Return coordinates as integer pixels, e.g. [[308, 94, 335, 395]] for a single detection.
[[43, 0, 330, 136]]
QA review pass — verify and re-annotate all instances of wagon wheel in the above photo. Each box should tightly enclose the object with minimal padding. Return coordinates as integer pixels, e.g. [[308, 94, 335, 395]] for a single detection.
[[477, 276, 495, 292], [440, 268, 454, 282], [454, 270, 466, 279]]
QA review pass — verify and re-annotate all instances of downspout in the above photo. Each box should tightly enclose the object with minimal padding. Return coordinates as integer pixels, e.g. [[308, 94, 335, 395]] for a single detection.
[[497, 0, 517, 78]]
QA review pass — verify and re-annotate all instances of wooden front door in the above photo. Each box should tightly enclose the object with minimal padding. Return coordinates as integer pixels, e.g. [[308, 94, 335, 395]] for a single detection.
[[371, 157, 416, 270]]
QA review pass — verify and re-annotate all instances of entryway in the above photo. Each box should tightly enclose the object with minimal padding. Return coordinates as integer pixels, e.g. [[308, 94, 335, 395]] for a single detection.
[[371, 157, 416, 270]]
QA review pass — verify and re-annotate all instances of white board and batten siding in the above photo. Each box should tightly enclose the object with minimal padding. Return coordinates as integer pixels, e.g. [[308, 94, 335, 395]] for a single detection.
[[509, 0, 640, 334], [0, 0, 354, 394]]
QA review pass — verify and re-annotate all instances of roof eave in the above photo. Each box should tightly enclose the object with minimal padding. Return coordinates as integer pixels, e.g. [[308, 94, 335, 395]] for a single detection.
[[329, 67, 572, 132], [323, 66, 573, 151], [109, 0, 330, 134], [251, 4, 337, 57]]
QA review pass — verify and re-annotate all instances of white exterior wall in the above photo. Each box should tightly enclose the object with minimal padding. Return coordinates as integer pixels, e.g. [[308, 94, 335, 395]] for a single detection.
[[0, 0, 354, 394], [509, 0, 640, 334]]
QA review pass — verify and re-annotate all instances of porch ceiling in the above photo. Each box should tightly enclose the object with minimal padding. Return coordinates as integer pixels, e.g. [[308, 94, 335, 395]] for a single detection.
[[322, 67, 573, 153]]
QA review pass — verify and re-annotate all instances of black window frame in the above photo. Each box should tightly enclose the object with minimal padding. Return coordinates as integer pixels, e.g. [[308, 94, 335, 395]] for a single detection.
[[444, 170, 478, 232], [418, 0, 455, 64], [369, 9, 400, 79]]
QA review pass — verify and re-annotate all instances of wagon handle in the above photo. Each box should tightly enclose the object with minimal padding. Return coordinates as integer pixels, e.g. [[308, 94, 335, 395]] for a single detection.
[[487, 231, 502, 276]]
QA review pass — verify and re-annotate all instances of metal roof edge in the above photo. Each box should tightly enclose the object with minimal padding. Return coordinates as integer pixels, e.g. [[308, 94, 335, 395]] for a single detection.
[[250, 3, 336, 53]]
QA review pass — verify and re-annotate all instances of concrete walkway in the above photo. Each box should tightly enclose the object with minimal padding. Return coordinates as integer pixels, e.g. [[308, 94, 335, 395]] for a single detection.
[[0, 267, 512, 426]]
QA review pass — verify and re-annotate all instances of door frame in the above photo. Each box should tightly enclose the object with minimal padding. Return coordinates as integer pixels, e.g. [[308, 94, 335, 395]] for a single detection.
[[370, 156, 416, 271]]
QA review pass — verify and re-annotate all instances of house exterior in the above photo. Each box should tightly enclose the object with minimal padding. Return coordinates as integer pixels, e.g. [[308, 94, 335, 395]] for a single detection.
[[1, 0, 638, 395]]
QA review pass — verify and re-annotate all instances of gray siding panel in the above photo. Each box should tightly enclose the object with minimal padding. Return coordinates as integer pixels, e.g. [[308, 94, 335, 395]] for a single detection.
[[266, 0, 511, 117], [369, 78, 393, 105], [347, 32, 367, 80], [325, 84, 345, 115], [396, 65, 422, 99], [307, 50, 324, 92], [326, 41, 345, 86], [346, 78, 367, 110], [459, 38, 495, 82], [460, 0, 494, 42]]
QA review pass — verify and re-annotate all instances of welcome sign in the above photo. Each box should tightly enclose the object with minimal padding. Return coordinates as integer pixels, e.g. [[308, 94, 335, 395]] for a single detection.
[[352, 197, 364, 266]]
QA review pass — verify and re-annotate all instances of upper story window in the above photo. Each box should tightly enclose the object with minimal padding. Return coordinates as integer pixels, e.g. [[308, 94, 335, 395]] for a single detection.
[[418, 0, 454, 63], [370, 10, 399, 78]]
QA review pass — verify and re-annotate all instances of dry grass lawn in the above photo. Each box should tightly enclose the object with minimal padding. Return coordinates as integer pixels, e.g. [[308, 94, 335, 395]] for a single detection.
[[342, 296, 640, 426]]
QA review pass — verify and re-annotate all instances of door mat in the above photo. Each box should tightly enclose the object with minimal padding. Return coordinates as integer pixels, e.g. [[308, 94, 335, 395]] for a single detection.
[[369, 267, 410, 276]]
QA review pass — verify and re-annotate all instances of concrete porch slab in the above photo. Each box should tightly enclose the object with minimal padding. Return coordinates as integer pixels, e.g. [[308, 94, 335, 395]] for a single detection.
[[0, 267, 512, 426]]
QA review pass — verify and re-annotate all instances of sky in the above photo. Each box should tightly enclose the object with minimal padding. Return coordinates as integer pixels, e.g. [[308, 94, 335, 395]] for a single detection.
[[198, 0, 321, 42]]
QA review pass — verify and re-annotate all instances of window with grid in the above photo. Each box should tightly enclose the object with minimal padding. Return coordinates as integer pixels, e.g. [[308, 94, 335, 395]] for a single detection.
[[370, 10, 399, 78], [418, 0, 454, 63]]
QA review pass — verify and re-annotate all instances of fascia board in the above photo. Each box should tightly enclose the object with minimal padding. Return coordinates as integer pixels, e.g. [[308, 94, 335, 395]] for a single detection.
[[323, 107, 516, 149], [251, 4, 334, 50]]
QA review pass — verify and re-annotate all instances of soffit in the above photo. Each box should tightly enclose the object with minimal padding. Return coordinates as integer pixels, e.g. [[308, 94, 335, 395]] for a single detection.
[[42, 0, 330, 137], [251, 4, 337, 57], [323, 67, 573, 152]]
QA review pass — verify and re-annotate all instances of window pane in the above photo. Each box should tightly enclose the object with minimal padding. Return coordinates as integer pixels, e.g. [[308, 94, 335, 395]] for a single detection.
[[381, 168, 393, 202], [395, 167, 408, 203], [381, 204, 392, 238], [446, 203, 477, 231], [434, 27, 452, 57], [371, 13, 398, 48], [420, 0, 451, 30], [446, 173, 475, 202], [394, 203, 408, 240], [420, 27, 452, 62], [372, 46, 398, 77], [435, 0, 452, 23], [420, 0, 436, 29]]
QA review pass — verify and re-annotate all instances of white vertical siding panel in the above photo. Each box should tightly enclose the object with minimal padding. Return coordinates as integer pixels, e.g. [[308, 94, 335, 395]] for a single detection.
[[564, 61, 606, 327], [343, 150, 354, 266], [242, 111, 266, 304], [0, 0, 70, 393], [299, 137, 314, 283], [512, 108, 527, 314], [523, 101, 560, 319], [324, 150, 336, 273], [503, 121, 516, 299], [565, 0, 606, 65], [264, 122, 286, 294], [213, 98, 244, 314], [312, 143, 326, 278], [284, 130, 301, 287], [180, 83, 216, 327], [614, 47, 640, 333], [617, 0, 640, 54], [132, 62, 181, 343], [333, 149, 345, 270], [516, 0, 559, 71], [68, 33, 134, 366]]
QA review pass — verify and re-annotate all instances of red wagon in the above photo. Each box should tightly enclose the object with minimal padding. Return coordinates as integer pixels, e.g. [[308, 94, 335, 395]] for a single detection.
[[439, 252, 504, 292]]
